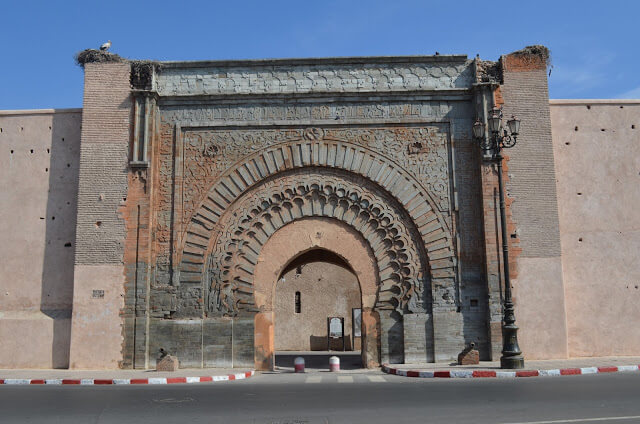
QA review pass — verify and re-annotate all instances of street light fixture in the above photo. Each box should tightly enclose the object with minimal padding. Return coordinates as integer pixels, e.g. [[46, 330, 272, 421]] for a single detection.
[[473, 106, 525, 370]]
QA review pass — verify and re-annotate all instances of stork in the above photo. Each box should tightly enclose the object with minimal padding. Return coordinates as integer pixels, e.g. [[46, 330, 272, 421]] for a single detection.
[[100, 40, 111, 51]]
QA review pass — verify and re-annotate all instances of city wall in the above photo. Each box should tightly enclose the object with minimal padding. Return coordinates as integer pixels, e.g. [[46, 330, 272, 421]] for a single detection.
[[1, 49, 638, 369], [550, 100, 640, 357], [0, 109, 81, 368]]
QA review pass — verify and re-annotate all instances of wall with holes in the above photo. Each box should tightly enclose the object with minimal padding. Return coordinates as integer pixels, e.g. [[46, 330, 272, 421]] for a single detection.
[[0, 109, 81, 368], [550, 100, 640, 357]]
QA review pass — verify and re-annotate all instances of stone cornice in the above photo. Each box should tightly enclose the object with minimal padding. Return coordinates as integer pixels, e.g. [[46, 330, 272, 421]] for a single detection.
[[159, 55, 469, 69]]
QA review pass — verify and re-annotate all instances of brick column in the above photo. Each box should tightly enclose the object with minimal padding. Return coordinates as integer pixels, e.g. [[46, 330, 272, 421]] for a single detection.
[[69, 62, 132, 369], [498, 48, 568, 359]]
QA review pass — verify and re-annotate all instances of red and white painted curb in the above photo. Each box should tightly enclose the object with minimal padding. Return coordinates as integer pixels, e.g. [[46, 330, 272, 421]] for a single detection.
[[0, 371, 254, 385], [382, 364, 640, 379]]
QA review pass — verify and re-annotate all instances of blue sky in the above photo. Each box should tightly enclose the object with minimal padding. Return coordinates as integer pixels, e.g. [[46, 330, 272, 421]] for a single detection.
[[1, 0, 639, 109]]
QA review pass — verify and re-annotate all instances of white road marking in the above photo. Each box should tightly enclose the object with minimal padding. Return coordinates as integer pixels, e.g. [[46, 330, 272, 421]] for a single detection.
[[305, 376, 322, 384], [337, 376, 353, 383], [367, 375, 386, 382], [502, 415, 640, 424]]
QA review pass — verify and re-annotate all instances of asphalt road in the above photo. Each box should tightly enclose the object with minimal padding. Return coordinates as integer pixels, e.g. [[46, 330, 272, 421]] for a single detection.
[[1, 372, 640, 424]]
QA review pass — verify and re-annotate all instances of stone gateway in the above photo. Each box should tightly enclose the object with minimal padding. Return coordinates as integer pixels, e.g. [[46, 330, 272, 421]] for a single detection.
[[128, 54, 472, 369], [2, 46, 639, 370]]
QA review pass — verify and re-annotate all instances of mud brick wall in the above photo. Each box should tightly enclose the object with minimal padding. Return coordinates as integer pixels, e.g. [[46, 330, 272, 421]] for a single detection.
[[0, 109, 81, 369], [73, 63, 130, 265], [499, 51, 568, 359], [550, 100, 640, 357], [69, 62, 132, 369]]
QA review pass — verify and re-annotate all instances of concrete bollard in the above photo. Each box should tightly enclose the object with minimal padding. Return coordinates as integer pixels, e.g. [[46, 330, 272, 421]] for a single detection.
[[294, 357, 305, 373], [329, 356, 340, 372]]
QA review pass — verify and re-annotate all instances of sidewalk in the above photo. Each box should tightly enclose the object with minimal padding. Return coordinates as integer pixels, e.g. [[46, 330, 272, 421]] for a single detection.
[[383, 356, 640, 379], [0, 367, 255, 385]]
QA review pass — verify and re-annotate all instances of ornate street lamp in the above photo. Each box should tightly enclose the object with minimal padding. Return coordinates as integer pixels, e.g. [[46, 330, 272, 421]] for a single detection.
[[473, 107, 525, 369]]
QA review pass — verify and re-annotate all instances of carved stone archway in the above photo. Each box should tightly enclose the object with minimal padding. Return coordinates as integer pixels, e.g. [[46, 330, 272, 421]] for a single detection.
[[202, 169, 430, 317], [185, 167, 438, 367], [177, 135, 458, 307], [172, 132, 458, 366]]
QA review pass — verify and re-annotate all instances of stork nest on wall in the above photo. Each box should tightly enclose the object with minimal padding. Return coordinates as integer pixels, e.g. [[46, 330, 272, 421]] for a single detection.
[[75, 49, 125, 67], [476, 60, 502, 84], [130, 60, 161, 90], [510, 45, 551, 67], [75, 49, 161, 90]]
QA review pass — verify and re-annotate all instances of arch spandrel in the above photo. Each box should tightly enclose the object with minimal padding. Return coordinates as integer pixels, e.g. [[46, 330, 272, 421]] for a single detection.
[[180, 129, 452, 232]]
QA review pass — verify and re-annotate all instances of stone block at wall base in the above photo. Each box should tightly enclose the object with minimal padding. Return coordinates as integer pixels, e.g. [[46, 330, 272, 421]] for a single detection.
[[156, 355, 179, 371], [149, 319, 202, 368], [432, 310, 465, 362], [149, 317, 255, 368], [379, 310, 404, 364], [232, 318, 255, 368], [403, 313, 434, 363], [458, 346, 480, 365], [203, 318, 232, 368]]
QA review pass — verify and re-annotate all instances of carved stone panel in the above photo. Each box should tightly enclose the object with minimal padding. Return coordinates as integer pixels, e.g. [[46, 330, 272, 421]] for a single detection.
[[156, 60, 473, 96], [153, 119, 458, 321], [178, 125, 452, 222], [160, 102, 459, 128]]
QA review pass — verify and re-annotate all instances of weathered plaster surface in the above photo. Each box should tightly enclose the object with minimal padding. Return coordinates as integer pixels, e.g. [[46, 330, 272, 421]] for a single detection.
[[514, 257, 567, 359], [0, 109, 81, 368], [68, 265, 125, 369], [551, 100, 640, 357], [0, 311, 71, 368]]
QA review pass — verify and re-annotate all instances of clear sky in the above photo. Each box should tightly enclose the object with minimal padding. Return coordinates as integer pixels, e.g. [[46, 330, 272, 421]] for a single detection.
[[1, 0, 639, 109]]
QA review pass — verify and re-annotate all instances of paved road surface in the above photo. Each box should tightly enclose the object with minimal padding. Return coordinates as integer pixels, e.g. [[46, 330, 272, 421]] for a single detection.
[[1, 372, 639, 423]]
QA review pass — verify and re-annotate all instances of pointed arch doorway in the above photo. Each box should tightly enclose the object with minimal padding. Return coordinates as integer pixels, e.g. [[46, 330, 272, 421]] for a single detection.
[[253, 218, 381, 370]]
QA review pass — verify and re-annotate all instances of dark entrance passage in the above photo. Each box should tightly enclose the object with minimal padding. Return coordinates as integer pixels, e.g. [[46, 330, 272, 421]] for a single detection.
[[274, 249, 363, 352]]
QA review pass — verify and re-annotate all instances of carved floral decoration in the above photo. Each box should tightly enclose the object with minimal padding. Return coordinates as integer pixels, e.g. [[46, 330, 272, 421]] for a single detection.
[[179, 125, 451, 229]]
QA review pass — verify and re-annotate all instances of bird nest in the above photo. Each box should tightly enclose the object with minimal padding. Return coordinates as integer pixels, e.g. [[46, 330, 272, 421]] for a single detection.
[[75, 49, 125, 67], [509, 45, 551, 67], [130, 60, 161, 90]]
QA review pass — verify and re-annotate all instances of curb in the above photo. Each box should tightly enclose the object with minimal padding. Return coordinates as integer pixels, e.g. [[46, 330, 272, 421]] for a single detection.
[[0, 371, 255, 386], [381, 364, 640, 379]]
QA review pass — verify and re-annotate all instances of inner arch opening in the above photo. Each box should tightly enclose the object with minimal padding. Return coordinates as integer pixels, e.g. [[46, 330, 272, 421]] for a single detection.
[[274, 249, 362, 352]]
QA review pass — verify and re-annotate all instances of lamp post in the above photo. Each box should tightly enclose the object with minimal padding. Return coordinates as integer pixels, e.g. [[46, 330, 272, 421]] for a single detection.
[[473, 107, 525, 369]]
